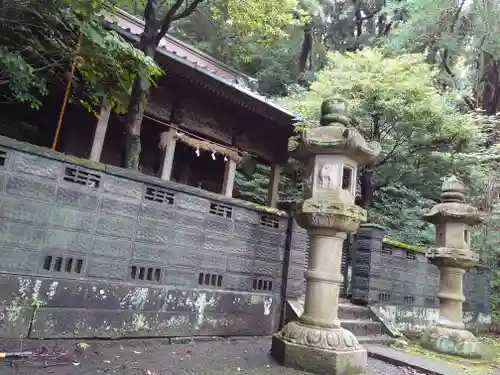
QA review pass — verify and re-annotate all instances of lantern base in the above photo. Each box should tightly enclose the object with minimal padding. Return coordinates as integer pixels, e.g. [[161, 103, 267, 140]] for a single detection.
[[271, 321, 367, 375], [421, 325, 490, 359]]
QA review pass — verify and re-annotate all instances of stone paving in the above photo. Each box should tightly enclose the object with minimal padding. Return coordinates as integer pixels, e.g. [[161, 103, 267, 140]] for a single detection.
[[366, 344, 500, 375], [0, 337, 426, 375]]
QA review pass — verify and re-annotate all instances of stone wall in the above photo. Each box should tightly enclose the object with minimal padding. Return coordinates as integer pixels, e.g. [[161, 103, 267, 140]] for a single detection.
[[286, 221, 308, 299], [351, 225, 491, 337], [0, 135, 288, 339]]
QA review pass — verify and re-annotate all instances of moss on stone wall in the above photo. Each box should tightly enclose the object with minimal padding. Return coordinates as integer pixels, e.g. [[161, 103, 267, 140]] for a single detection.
[[0, 135, 287, 217], [383, 237, 427, 254]]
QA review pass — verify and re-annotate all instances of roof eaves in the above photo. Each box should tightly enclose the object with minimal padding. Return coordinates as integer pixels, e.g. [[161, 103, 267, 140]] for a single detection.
[[111, 7, 252, 82], [101, 8, 298, 121]]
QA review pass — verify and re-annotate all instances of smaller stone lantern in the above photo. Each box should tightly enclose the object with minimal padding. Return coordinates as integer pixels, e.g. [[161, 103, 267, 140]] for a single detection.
[[421, 176, 486, 358], [271, 98, 380, 375]]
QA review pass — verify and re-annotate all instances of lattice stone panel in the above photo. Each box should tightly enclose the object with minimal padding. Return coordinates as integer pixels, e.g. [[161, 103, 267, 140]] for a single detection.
[[286, 220, 308, 298], [351, 229, 491, 315], [0, 146, 288, 297], [464, 266, 491, 312]]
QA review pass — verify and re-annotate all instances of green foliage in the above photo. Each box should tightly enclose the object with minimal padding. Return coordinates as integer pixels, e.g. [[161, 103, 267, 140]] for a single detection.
[[211, 0, 298, 57], [0, 0, 161, 111], [491, 269, 500, 324], [288, 48, 474, 137], [285, 48, 479, 210], [234, 163, 270, 206], [234, 159, 304, 207], [0, 48, 49, 108], [382, 0, 500, 114], [76, 22, 162, 113], [369, 184, 436, 246]]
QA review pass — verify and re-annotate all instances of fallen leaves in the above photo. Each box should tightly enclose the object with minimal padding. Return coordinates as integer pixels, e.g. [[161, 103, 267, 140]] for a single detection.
[[399, 367, 425, 375]]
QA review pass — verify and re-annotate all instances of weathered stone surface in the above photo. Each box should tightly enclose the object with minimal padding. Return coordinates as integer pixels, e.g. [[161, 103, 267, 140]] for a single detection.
[[6, 175, 56, 202], [227, 257, 254, 274], [103, 175, 143, 200], [0, 221, 46, 249], [177, 193, 209, 213], [0, 273, 279, 339], [0, 197, 52, 225], [139, 201, 175, 222], [421, 326, 487, 359], [224, 273, 253, 291], [100, 196, 140, 218], [51, 206, 96, 232], [273, 98, 378, 373], [132, 243, 167, 262], [0, 141, 287, 340], [420, 177, 489, 358], [199, 254, 227, 271], [96, 216, 135, 239], [135, 222, 170, 244], [272, 334, 367, 375], [165, 268, 197, 287], [93, 237, 132, 259], [0, 304, 32, 337], [87, 257, 127, 280], [45, 229, 93, 254], [56, 186, 100, 211], [10, 152, 61, 180], [0, 248, 39, 272]]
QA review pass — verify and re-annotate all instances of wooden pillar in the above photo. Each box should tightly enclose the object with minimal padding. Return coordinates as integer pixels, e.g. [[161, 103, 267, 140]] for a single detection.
[[89, 105, 111, 162], [222, 158, 237, 197], [267, 163, 281, 208], [160, 128, 177, 180]]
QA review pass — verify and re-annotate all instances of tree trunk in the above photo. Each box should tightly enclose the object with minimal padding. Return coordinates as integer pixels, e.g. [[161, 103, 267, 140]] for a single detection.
[[122, 0, 158, 170], [122, 0, 204, 169], [357, 169, 374, 209], [123, 77, 146, 169], [298, 21, 313, 86]]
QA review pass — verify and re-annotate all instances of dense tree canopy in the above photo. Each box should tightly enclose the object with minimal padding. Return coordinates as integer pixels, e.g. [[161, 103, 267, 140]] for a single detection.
[[285, 49, 479, 208], [0, 0, 161, 111]]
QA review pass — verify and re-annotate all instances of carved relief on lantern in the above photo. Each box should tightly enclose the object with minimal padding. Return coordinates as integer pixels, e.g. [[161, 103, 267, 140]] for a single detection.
[[307, 154, 357, 204], [318, 163, 337, 189]]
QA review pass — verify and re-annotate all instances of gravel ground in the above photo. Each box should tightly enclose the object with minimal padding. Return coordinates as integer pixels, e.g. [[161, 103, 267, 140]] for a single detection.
[[0, 337, 424, 375]]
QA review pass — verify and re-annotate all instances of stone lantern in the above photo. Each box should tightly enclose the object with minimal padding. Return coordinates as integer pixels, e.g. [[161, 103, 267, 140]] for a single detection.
[[421, 176, 486, 358], [271, 98, 380, 375]]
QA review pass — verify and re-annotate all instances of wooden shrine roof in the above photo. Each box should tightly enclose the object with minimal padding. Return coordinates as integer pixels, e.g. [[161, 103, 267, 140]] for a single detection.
[[101, 8, 297, 126]]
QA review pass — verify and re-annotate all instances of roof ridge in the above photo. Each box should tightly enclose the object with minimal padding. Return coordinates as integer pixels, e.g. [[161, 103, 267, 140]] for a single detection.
[[110, 7, 254, 84], [100, 6, 297, 120]]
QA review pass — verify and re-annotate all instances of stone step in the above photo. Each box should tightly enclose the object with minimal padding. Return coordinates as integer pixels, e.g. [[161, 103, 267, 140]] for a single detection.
[[338, 302, 373, 320], [340, 319, 382, 336], [356, 335, 394, 346]]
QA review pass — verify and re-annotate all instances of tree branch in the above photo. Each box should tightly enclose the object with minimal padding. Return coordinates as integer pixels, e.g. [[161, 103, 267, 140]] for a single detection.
[[373, 135, 409, 168], [173, 0, 206, 22], [155, 0, 185, 44]]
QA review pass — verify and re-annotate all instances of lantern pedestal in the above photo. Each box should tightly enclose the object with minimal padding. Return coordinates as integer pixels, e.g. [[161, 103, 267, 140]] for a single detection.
[[271, 98, 380, 375], [421, 326, 483, 359], [271, 325, 367, 375], [272, 216, 368, 375], [419, 176, 488, 359]]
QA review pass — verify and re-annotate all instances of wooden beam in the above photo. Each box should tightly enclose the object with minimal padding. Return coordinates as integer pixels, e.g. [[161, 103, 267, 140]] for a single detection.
[[222, 158, 237, 197], [267, 163, 281, 208], [89, 105, 111, 162], [160, 128, 177, 180]]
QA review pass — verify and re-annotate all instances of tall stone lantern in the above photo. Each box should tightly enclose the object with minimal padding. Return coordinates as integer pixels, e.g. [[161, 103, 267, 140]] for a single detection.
[[421, 176, 486, 358], [271, 98, 380, 375]]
